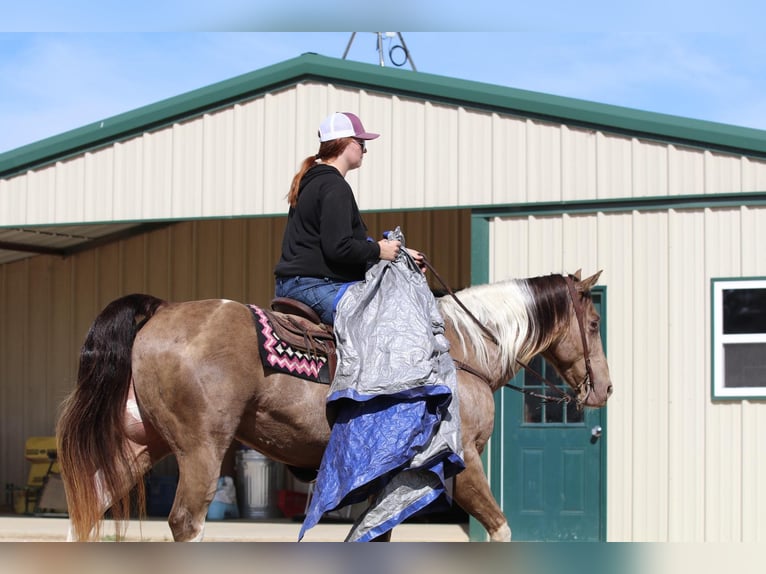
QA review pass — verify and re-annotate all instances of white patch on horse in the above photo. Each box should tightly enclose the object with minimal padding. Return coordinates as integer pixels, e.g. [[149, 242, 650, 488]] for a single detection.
[[126, 396, 141, 422], [438, 279, 532, 374]]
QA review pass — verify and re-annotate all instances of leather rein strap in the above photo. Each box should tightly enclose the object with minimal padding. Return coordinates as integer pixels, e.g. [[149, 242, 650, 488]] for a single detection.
[[425, 259, 593, 406]]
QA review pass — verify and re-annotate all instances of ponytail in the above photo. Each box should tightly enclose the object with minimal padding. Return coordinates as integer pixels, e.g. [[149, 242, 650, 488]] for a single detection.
[[287, 156, 317, 207], [286, 138, 353, 207]]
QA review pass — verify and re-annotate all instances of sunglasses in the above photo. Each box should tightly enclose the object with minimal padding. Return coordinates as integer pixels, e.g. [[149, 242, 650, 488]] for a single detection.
[[352, 139, 367, 153]]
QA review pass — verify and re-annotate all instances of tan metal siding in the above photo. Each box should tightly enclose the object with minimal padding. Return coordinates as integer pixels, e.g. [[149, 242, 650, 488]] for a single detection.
[[487, 207, 766, 542], [6, 82, 766, 229]]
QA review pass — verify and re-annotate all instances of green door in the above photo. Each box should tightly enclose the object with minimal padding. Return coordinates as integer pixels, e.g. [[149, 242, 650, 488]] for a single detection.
[[482, 288, 607, 541]]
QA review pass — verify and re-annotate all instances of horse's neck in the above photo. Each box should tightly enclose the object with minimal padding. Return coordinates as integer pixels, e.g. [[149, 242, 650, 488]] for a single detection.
[[445, 320, 515, 392], [442, 278, 566, 391]]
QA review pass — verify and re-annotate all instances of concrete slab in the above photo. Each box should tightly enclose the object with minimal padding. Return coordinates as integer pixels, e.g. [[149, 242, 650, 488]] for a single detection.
[[0, 514, 470, 542]]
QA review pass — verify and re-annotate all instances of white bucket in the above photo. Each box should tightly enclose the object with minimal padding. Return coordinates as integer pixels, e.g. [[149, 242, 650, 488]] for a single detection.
[[235, 450, 284, 519]]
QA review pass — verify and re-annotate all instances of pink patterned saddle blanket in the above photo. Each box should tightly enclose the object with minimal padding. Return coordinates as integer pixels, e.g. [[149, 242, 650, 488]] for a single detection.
[[247, 304, 336, 385]]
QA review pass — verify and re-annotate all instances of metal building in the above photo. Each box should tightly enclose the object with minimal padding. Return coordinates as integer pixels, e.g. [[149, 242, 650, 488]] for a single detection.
[[1, 53, 765, 542]]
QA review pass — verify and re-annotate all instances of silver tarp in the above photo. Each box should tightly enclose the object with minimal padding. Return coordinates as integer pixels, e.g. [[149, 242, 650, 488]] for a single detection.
[[298, 227, 465, 542]]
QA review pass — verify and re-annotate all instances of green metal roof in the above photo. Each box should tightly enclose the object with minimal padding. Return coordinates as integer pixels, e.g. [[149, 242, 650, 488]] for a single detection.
[[2, 52, 766, 178]]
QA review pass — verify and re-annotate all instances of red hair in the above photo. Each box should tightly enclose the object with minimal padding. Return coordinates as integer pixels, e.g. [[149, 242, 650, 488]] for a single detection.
[[287, 138, 354, 207]]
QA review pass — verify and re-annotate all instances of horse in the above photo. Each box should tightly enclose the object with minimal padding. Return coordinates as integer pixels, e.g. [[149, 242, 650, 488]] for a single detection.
[[56, 269, 612, 542]]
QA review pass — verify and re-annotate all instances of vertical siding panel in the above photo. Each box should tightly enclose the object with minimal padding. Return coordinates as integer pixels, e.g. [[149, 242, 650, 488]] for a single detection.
[[172, 121, 204, 219], [95, 242, 122, 308], [703, 208, 743, 541], [3, 262, 28, 486], [231, 104, 253, 216], [83, 149, 114, 221], [72, 252, 98, 344], [489, 216, 528, 280], [388, 97, 425, 210], [457, 108, 492, 207], [120, 235, 146, 296], [632, 140, 669, 198], [527, 216, 563, 276], [667, 209, 706, 541], [202, 110, 235, 216], [195, 220, 222, 299], [561, 126, 597, 202], [425, 102, 459, 207], [170, 222, 196, 302], [668, 145, 705, 197], [741, 401, 766, 541], [220, 219, 246, 301], [113, 138, 144, 220], [54, 159, 84, 222], [142, 129, 174, 218], [358, 91, 393, 207], [630, 211, 670, 541], [526, 120, 561, 203], [740, 156, 766, 191], [240, 99, 270, 215], [26, 167, 57, 224], [27, 258, 52, 433], [245, 217, 284, 306], [262, 92, 297, 216], [493, 115, 526, 204], [598, 212, 634, 541], [49, 257, 75, 425], [704, 151, 742, 194], [0, 177, 24, 225], [741, 206, 766, 274], [562, 213, 598, 275], [145, 227, 171, 299], [596, 132, 631, 202]]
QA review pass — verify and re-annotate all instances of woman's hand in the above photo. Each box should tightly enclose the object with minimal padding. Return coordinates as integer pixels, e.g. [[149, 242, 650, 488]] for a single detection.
[[378, 239, 401, 261], [406, 248, 427, 274]]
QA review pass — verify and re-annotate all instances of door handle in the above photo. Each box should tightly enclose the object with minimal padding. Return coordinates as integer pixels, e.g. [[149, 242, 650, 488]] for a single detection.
[[590, 425, 602, 443]]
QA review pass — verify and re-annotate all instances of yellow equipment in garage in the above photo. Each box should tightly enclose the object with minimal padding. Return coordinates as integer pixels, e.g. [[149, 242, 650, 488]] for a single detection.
[[14, 436, 67, 516]]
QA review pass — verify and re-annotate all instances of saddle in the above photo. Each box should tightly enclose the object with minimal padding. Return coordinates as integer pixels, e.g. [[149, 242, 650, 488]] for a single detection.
[[265, 297, 338, 381]]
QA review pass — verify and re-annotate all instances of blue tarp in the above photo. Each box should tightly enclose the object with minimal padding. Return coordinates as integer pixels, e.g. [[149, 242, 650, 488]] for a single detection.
[[298, 228, 465, 542]]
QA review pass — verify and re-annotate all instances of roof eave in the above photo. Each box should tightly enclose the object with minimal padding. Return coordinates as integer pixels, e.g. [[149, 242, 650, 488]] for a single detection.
[[2, 52, 766, 179]]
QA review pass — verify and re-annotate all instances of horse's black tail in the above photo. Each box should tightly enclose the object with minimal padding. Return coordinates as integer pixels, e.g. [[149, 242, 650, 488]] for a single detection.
[[57, 294, 165, 541]]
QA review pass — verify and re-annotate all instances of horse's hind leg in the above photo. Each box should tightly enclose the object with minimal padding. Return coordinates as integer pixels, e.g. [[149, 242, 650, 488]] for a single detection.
[[452, 445, 511, 542], [167, 446, 223, 542]]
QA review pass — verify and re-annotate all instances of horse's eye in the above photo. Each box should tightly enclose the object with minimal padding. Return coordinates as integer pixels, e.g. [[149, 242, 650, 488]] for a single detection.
[[589, 319, 600, 333]]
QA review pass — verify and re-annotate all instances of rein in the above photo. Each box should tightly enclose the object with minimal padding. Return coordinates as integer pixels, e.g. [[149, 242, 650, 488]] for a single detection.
[[424, 257, 593, 406], [422, 256, 499, 346]]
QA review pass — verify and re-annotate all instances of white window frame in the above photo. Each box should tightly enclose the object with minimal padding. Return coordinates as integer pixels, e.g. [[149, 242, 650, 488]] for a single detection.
[[711, 277, 766, 400]]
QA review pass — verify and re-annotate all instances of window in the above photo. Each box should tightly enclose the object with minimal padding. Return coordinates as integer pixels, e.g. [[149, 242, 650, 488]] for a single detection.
[[711, 278, 766, 399], [522, 355, 585, 424]]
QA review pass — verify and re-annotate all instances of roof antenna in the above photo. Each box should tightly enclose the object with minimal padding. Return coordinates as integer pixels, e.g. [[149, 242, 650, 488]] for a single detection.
[[342, 33, 417, 71]]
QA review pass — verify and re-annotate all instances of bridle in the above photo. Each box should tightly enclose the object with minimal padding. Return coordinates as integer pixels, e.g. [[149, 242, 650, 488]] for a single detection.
[[502, 275, 595, 406], [425, 260, 595, 407]]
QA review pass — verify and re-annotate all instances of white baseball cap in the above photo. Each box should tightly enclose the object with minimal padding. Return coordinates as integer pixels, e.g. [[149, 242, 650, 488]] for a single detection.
[[318, 112, 380, 142]]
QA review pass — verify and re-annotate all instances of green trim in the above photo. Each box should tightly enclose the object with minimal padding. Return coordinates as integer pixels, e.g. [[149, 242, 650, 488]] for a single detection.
[[593, 286, 608, 541], [468, 213, 491, 542], [3, 53, 766, 178], [470, 215, 491, 286], [474, 192, 766, 219]]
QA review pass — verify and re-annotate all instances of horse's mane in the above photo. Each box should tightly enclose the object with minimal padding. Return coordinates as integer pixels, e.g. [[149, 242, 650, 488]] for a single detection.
[[437, 275, 572, 376]]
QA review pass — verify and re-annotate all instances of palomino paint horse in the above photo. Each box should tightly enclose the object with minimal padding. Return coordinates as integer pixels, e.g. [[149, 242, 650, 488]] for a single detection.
[[57, 270, 612, 542]]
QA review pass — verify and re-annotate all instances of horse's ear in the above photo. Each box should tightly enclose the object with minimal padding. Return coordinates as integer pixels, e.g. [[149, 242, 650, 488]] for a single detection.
[[573, 269, 582, 281], [578, 270, 603, 292]]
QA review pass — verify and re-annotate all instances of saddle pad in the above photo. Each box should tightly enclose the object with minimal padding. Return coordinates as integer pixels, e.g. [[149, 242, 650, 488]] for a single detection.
[[248, 304, 331, 385]]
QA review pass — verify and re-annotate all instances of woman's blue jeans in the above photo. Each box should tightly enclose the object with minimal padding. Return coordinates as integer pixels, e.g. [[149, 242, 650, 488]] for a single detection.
[[274, 276, 353, 325]]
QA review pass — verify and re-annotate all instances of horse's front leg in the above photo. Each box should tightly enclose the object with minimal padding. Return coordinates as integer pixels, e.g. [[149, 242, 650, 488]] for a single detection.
[[453, 445, 511, 542]]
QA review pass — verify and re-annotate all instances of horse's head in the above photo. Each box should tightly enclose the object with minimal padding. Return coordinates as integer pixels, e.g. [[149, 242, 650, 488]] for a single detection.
[[542, 270, 613, 408]]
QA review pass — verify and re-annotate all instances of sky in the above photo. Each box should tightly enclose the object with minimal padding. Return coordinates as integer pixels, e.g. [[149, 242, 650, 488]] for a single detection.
[[2, 1, 765, 154]]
